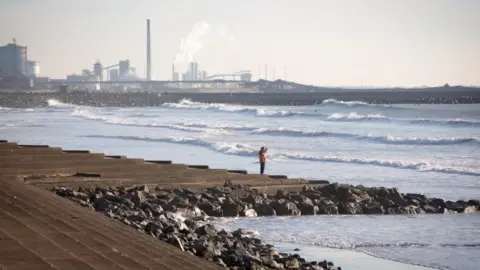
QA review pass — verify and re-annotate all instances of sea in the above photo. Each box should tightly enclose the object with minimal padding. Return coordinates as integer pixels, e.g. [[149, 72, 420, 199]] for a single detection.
[[1, 98, 479, 270]]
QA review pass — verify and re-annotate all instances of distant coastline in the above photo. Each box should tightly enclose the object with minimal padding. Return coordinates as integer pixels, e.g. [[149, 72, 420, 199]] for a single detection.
[[0, 86, 479, 108]]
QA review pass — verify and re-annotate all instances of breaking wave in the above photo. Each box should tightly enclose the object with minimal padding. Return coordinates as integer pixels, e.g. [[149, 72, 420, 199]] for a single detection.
[[250, 127, 479, 146], [326, 112, 480, 127], [72, 107, 225, 133], [84, 135, 258, 157], [320, 98, 379, 108], [47, 99, 76, 108], [84, 135, 480, 176], [162, 99, 306, 117]]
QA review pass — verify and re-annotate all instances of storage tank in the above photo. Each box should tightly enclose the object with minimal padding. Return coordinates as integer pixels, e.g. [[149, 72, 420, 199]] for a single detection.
[[15, 45, 27, 75], [26, 61, 40, 77], [0, 43, 27, 75]]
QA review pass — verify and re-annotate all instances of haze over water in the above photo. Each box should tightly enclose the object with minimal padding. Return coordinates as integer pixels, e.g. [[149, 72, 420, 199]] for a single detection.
[[1, 99, 479, 269]]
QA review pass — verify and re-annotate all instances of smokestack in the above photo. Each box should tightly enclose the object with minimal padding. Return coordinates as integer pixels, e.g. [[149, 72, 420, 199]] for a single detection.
[[146, 19, 152, 81], [172, 64, 175, 81]]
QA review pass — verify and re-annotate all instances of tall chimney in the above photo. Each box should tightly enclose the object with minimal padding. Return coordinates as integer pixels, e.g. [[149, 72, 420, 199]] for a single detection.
[[146, 19, 152, 81], [172, 64, 175, 81]]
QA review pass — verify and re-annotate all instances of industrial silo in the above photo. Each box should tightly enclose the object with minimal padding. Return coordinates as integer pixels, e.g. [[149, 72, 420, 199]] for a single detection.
[[0, 43, 27, 75], [14, 44, 27, 75]]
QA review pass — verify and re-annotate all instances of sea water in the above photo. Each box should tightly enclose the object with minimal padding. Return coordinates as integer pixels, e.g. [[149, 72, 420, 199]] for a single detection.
[[1, 99, 479, 270]]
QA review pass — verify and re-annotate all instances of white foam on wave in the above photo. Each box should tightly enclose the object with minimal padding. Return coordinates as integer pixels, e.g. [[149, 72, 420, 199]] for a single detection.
[[84, 134, 480, 176], [327, 112, 387, 121], [72, 107, 226, 134], [162, 99, 303, 117], [85, 135, 259, 157], [411, 118, 480, 127], [250, 127, 479, 146], [47, 99, 75, 108], [326, 112, 480, 127], [179, 122, 256, 131], [321, 99, 378, 107]]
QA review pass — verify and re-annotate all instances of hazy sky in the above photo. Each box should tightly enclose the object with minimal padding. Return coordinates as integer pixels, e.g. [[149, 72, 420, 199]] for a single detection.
[[1, 0, 479, 86]]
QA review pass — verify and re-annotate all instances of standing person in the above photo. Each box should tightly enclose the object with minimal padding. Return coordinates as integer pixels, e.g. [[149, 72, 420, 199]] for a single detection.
[[259, 147, 268, 174]]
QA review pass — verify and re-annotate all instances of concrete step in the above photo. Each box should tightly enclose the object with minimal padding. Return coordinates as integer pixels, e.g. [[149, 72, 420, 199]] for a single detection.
[[0, 147, 64, 156], [0, 167, 78, 176], [0, 142, 18, 149], [96, 168, 231, 178], [145, 160, 172, 164], [0, 158, 146, 168], [0, 162, 166, 176], [25, 176, 133, 185], [0, 153, 106, 163], [0, 180, 221, 270]]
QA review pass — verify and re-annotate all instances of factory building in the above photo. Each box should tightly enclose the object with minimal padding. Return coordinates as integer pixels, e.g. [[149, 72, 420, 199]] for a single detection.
[[0, 42, 28, 75], [119, 60, 130, 77], [93, 61, 103, 81]]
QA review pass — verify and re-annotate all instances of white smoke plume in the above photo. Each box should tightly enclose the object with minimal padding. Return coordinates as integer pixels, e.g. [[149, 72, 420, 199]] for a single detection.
[[174, 21, 235, 65]]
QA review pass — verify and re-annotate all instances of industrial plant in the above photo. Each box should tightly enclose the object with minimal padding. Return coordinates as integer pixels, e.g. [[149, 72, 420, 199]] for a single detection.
[[1, 19, 299, 92]]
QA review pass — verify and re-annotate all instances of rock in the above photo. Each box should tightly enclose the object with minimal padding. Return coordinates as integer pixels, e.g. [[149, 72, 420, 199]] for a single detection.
[[244, 194, 265, 205], [443, 208, 457, 214], [197, 202, 223, 217], [269, 200, 301, 216], [387, 205, 425, 215], [93, 197, 111, 211], [317, 200, 339, 215], [445, 200, 467, 212], [195, 224, 217, 237], [131, 190, 146, 206], [145, 222, 163, 237], [254, 203, 276, 216], [296, 202, 319, 215], [338, 202, 362, 214], [275, 189, 291, 200], [361, 202, 384, 214], [463, 205, 478, 213], [222, 202, 243, 217], [72, 190, 89, 201], [467, 199, 480, 206], [170, 196, 190, 208], [422, 205, 441, 213], [429, 198, 446, 208], [243, 208, 258, 217], [283, 257, 301, 268], [261, 255, 283, 269]]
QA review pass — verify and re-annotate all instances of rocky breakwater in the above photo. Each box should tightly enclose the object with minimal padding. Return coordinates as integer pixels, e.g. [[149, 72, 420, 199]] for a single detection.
[[51, 182, 479, 269]]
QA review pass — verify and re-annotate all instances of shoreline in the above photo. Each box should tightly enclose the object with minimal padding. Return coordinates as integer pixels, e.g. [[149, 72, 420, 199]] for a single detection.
[[2, 140, 479, 269], [53, 183, 479, 269], [273, 243, 437, 270], [0, 88, 479, 108]]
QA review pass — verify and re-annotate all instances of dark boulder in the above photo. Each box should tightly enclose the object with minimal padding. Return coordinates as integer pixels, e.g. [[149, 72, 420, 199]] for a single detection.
[[317, 200, 339, 215], [338, 202, 362, 214], [254, 203, 276, 216], [269, 199, 301, 216], [361, 202, 384, 214]]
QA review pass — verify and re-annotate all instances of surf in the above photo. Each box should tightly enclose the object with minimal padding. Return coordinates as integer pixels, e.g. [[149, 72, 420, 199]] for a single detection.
[[84, 134, 480, 177]]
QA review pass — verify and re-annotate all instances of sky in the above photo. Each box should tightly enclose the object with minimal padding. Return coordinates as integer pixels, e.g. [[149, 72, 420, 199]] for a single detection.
[[1, 0, 479, 87]]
